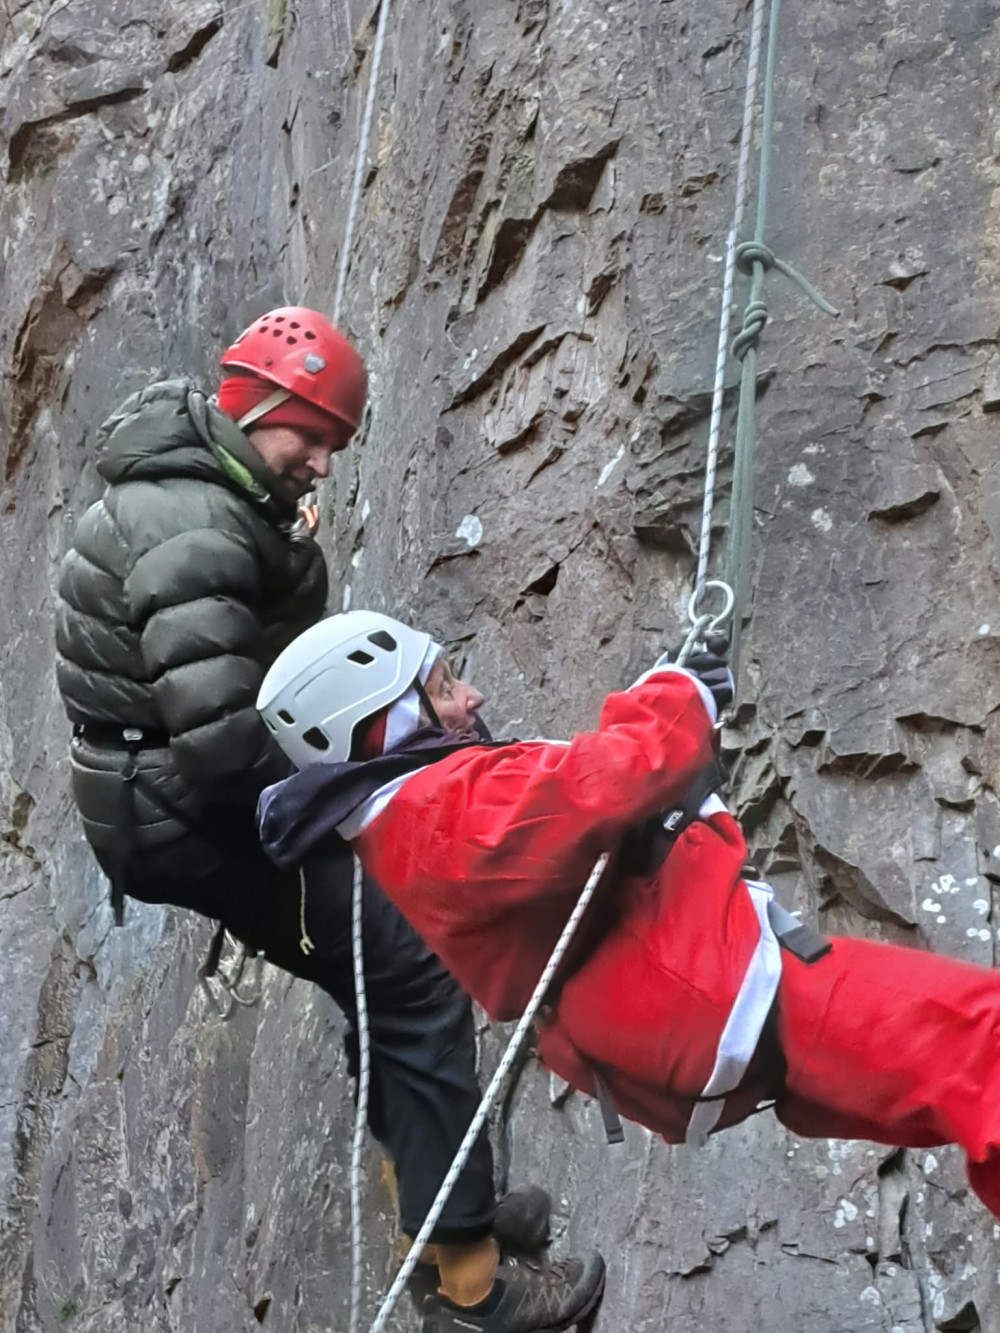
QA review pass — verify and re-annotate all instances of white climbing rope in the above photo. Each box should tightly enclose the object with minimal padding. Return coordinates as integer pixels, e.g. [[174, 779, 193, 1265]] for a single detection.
[[367, 852, 613, 1333], [333, 0, 393, 324], [337, 8, 393, 1322], [349, 854, 372, 1333], [687, 0, 768, 642]]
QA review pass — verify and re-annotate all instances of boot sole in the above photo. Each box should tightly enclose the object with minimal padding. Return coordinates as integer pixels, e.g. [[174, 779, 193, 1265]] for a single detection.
[[566, 1268, 606, 1329]]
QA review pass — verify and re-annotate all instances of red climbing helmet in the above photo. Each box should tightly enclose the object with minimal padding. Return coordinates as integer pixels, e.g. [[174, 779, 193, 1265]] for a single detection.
[[220, 307, 368, 433]]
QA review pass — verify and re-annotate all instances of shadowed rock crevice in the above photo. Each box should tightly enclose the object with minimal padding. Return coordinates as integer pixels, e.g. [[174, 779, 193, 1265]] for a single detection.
[[166, 17, 224, 74], [5, 87, 146, 182], [476, 139, 620, 301], [5, 261, 117, 479]]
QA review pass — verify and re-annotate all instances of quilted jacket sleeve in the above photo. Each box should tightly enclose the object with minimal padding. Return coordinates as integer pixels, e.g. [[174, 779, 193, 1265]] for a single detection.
[[126, 517, 288, 802]]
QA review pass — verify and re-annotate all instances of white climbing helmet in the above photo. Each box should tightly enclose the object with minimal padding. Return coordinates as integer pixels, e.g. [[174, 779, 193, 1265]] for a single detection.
[[257, 610, 431, 769]]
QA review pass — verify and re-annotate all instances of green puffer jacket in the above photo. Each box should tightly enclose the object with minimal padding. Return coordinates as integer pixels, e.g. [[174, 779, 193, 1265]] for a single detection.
[[55, 379, 328, 850]]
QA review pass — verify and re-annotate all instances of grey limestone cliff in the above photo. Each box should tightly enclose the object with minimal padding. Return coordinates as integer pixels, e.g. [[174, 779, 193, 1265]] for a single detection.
[[2, 0, 1000, 1329]]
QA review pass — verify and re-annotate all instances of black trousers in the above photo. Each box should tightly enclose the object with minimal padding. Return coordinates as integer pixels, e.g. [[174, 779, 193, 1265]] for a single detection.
[[94, 824, 496, 1241]]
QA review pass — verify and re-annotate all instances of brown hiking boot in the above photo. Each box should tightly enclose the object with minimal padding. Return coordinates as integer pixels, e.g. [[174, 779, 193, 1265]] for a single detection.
[[421, 1250, 606, 1332], [408, 1186, 553, 1300], [406, 1187, 553, 1309]]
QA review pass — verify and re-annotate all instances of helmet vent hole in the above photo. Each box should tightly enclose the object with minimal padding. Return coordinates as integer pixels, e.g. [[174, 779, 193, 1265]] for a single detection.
[[290, 321, 300, 329], [275, 315, 286, 322], [302, 727, 330, 752], [286, 335, 297, 344], [277, 709, 295, 724], [304, 330, 317, 340], [348, 649, 375, 665], [368, 630, 397, 652]]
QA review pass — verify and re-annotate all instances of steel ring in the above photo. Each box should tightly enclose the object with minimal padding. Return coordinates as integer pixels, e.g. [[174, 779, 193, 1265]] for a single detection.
[[687, 579, 735, 635]]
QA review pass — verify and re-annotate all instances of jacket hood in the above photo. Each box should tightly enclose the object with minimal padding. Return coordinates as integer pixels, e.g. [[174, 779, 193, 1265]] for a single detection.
[[258, 725, 495, 868], [95, 379, 298, 519]]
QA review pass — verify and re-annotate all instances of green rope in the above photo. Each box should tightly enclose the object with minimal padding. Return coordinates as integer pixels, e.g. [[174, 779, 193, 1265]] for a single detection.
[[723, 0, 839, 673]]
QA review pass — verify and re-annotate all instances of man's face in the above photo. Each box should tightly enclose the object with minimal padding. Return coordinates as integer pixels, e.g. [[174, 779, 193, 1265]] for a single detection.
[[248, 424, 353, 499], [423, 657, 484, 737]]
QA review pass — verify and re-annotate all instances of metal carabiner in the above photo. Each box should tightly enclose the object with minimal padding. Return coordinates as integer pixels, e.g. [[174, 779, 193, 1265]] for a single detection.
[[687, 579, 735, 638]]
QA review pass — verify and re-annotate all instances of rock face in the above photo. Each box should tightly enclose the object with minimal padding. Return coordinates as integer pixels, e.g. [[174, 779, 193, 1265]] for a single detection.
[[2, 1, 1000, 1330]]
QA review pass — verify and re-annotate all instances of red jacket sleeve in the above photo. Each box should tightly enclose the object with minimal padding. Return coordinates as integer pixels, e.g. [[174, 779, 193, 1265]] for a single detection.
[[359, 666, 718, 913]]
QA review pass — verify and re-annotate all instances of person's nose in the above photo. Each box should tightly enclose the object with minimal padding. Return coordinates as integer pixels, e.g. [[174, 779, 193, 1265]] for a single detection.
[[465, 685, 484, 713], [308, 447, 331, 480]]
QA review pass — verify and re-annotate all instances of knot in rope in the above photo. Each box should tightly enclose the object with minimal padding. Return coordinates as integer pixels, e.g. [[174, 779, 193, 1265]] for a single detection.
[[735, 239, 841, 319], [735, 240, 775, 274], [732, 299, 769, 362]]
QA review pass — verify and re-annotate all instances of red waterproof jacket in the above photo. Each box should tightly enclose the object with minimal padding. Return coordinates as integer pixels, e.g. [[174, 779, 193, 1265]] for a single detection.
[[345, 665, 783, 1144]]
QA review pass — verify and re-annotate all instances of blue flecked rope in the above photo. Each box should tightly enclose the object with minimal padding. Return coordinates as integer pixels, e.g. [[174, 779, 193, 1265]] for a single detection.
[[691, 0, 839, 672], [721, 0, 839, 672]]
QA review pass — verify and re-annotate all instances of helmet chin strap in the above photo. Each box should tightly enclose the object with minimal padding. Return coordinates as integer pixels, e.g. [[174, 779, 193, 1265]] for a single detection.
[[414, 678, 441, 730], [472, 714, 493, 743], [236, 388, 292, 428]]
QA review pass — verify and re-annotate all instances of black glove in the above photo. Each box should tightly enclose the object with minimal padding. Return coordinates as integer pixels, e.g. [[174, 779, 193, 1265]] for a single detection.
[[666, 634, 734, 713]]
